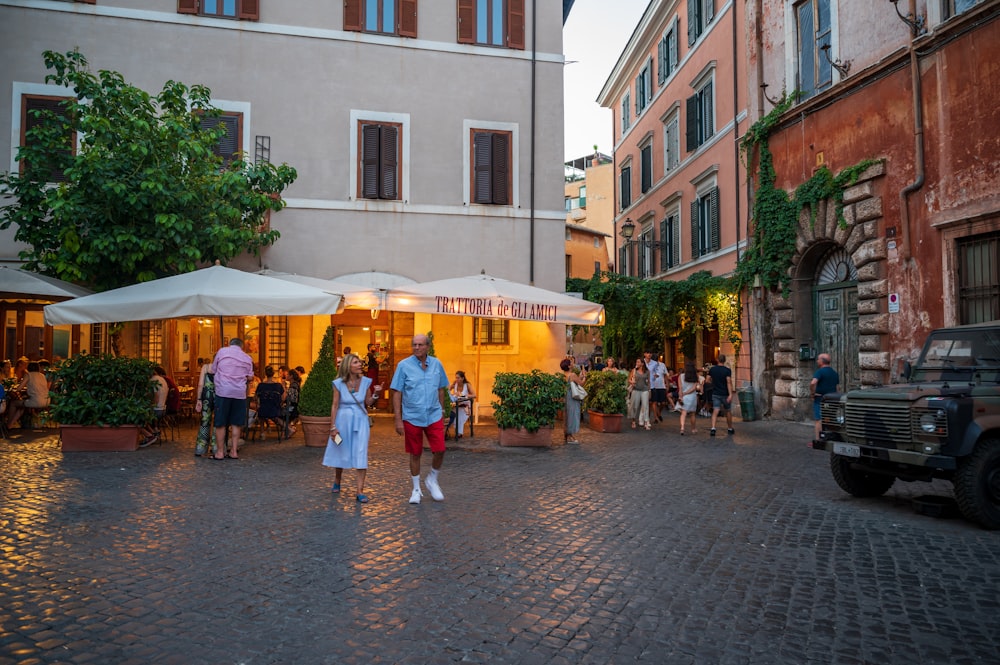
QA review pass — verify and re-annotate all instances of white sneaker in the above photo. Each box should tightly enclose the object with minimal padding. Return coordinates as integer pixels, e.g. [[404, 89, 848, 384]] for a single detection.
[[425, 476, 445, 502], [409, 488, 422, 504]]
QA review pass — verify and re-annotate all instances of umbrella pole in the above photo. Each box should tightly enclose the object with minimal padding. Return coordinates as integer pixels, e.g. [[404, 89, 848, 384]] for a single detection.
[[475, 317, 482, 425]]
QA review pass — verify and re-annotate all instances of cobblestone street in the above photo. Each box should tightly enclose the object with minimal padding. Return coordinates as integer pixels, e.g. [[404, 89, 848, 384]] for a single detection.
[[2, 416, 998, 664]]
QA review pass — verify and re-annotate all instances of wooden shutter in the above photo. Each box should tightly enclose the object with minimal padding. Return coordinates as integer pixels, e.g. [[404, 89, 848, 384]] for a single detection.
[[690, 200, 699, 257], [508, 0, 525, 49], [704, 81, 714, 136], [709, 187, 720, 251], [457, 0, 475, 44], [685, 94, 698, 152], [177, 0, 198, 15], [706, 0, 715, 22], [491, 133, 509, 205], [687, 0, 697, 45], [344, 0, 363, 31], [619, 167, 631, 210], [361, 124, 380, 199], [669, 22, 679, 72], [399, 0, 418, 37], [380, 125, 399, 199], [238, 0, 260, 21], [641, 145, 652, 193], [671, 213, 681, 266], [473, 131, 492, 204], [660, 219, 668, 271]]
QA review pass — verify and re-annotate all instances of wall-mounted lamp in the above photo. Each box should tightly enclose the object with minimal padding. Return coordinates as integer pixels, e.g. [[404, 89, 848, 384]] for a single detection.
[[820, 43, 851, 77], [889, 0, 925, 36], [619, 217, 667, 249]]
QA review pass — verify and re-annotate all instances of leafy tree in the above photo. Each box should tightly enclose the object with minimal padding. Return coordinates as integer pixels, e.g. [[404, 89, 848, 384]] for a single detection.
[[0, 49, 297, 291]]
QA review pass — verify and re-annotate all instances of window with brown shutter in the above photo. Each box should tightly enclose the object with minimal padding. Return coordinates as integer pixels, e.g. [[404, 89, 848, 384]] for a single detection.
[[359, 121, 401, 200], [178, 0, 260, 21], [456, 0, 524, 50], [200, 112, 243, 166], [20, 95, 76, 182], [471, 129, 511, 205], [344, 0, 417, 37]]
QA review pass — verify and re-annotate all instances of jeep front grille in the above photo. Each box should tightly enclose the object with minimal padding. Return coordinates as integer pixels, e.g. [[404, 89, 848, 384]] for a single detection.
[[845, 402, 911, 446]]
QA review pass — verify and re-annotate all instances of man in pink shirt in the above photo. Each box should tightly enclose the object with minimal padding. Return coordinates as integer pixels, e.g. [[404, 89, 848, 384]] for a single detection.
[[211, 338, 254, 460]]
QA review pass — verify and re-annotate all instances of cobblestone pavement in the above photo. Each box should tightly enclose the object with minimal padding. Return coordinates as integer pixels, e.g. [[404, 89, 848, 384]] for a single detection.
[[1, 414, 999, 665]]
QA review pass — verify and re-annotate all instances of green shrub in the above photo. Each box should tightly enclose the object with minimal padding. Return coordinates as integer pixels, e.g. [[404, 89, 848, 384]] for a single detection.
[[299, 326, 337, 417], [50, 354, 156, 427], [583, 370, 628, 414], [491, 370, 566, 433]]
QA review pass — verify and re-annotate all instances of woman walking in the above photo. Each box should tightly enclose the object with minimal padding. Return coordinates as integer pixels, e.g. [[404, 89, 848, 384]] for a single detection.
[[322, 353, 382, 503], [678, 362, 703, 435], [629, 359, 651, 430]]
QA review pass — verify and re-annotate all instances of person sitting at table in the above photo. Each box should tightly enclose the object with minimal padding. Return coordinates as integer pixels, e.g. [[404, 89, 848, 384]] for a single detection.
[[447, 370, 476, 440], [254, 365, 287, 438], [5, 361, 50, 429]]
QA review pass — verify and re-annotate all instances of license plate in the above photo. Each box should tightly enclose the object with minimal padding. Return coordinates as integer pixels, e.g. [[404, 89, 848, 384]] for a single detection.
[[833, 442, 860, 458]]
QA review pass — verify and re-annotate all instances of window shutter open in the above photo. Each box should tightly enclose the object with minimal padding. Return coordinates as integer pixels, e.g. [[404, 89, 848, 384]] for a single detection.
[[669, 22, 679, 71], [658, 37, 665, 84], [706, 0, 715, 22], [685, 94, 698, 152], [671, 213, 681, 266], [457, 0, 475, 44], [344, 0, 362, 31], [380, 125, 399, 199], [705, 80, 714, 136], [177, 0, 198, 15], [508, 0, 525, 49], [238, 0, 259, 21], [361, 124, 380, 199], [399, 0, 418, 37], [687, 0, 697, 45], [660, 219, 668, 271], [473, 132, 492, 204], [690, 200, 699, 257], [709, 187, 720, 251]]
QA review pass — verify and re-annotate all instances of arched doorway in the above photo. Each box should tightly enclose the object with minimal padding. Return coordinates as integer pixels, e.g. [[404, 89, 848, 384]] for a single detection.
[[814, 248, 860, 390]]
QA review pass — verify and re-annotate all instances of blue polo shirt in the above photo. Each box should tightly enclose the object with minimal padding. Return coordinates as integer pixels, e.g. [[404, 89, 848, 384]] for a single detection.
[[390, 354, 449, 426]]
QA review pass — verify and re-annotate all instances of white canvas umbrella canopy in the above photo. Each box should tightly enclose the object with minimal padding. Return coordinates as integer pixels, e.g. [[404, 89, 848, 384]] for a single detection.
[[0, 265, 93, 301], [255, 269, 384, 310], [384, 272, 604, 326], [44, 265, 344, 325]]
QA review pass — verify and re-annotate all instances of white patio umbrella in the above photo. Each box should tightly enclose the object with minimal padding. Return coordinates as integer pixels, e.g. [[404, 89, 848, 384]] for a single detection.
[[0, 265, 93, 301], [255, 269, 384, 310], [384, 272, 604, 326], [43, 265, 344, 325]]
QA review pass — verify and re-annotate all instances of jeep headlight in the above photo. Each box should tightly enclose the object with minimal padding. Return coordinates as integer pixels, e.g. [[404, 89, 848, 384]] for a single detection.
[[835, 410, 845, 425], [920, 413, 937, 433]]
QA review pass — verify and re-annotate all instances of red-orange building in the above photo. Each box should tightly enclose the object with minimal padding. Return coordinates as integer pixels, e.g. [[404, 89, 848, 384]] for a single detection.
[[748, 0, 1000, 419]]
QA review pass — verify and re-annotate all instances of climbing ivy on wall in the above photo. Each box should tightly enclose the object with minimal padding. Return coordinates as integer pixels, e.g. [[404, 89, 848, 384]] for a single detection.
[[736, 92, 877, 294], [568, 271, 740, 362]]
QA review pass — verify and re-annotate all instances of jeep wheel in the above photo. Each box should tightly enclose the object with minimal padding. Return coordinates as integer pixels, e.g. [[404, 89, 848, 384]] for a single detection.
[[954, 438, 1000, 530], [830, 454, 896, 497]]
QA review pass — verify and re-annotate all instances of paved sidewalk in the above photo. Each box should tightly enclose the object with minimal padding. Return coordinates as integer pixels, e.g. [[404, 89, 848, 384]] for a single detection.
[[2, 414, 999, 664]]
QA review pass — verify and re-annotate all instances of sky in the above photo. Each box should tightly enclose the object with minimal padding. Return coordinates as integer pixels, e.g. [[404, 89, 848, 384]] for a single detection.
[[562, 0, 650, 161]]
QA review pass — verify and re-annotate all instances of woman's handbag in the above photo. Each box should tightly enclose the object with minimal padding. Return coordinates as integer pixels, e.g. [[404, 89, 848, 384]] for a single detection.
[[570, 381, 587, 401]]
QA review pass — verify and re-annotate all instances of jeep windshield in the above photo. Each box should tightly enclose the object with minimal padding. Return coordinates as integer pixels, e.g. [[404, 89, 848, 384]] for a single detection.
[[911, 327, 1000, 383]]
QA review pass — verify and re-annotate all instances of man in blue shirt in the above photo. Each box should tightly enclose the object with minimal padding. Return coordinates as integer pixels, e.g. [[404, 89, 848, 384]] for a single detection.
[[391, 334, 450, 504], [810, 353, 840, 442]]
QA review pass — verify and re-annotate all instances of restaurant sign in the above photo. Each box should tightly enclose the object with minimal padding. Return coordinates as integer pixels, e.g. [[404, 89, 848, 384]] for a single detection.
[[435, 296, 558, 322]]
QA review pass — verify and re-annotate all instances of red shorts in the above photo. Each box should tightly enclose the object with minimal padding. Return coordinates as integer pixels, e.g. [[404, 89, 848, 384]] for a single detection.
[[403, 419, 445, 455]]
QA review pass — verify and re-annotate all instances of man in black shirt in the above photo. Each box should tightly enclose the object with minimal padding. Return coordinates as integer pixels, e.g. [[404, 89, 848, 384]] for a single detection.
[[708, 355, 735, 436]]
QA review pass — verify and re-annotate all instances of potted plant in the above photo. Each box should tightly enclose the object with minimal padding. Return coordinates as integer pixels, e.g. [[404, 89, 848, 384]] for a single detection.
[[583, 370, 628, 433], [298, 325, 337, 447], [491, 369, 566, 447], [49, 353, 156, 451]]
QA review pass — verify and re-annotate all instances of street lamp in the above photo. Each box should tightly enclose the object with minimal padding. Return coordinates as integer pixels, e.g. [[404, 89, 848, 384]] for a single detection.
[[619, 217, 666, 249]]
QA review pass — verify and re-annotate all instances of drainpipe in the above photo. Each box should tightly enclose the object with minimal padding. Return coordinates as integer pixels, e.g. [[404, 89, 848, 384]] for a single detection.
[[899, 0, 924, 262], [529, 0, 537, 284], [754, 0, 765, 114], [732, 0, 741, 264]]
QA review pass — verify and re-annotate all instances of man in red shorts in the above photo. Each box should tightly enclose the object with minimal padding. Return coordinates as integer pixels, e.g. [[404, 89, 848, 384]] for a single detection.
[[390, 334, 450, 504]]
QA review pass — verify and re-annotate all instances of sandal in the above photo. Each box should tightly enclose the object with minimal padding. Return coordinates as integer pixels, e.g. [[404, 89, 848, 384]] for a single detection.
[[631, 421, 637, 429], [356, 494, 369, 503], [332, 483, 341, 493]]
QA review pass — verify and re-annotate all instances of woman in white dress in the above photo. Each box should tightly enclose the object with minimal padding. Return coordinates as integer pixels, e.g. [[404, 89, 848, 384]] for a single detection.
[[679, 361, 703, 435], [322, 353, 382, 503], [448, 371, 476, 439]]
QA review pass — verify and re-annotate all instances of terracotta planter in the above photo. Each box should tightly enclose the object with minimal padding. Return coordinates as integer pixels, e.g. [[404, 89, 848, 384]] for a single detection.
[[60, 425, 140, 452], [587, 411, 624, 433], [498, 425, 556, 448], [299, 414, 332, 448]]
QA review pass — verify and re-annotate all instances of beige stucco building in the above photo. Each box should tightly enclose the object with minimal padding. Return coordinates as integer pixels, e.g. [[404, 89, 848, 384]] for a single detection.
[[0, 0, 574, 409]]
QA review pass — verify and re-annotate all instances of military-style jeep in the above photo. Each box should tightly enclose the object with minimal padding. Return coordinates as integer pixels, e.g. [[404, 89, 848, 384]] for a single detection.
[[811, 322, 1000, 529]]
